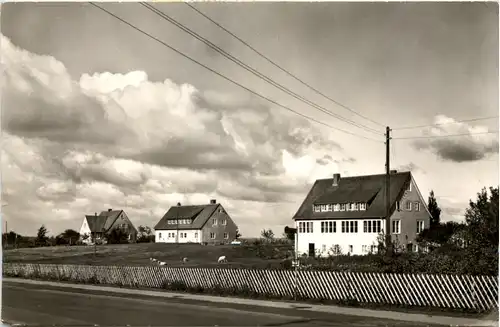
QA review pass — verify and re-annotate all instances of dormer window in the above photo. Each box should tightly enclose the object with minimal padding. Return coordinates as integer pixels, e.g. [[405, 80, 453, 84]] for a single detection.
[[327, 204, 333, 211], [333, 204, 340, 212], [313, 205, 321, 212], [340, 204, 346, 211], [353, 203, 359, 211], [359, 203, 366, 211]]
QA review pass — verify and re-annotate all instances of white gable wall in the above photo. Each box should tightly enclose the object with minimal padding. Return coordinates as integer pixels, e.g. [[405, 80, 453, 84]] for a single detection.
[[155, 229, 202, 243], [79, 218, 92, 244], [296, 219, 384, 256]]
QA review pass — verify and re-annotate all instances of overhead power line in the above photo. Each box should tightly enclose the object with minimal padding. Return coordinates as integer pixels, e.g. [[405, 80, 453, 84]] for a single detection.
[[393, 131, 499, 140], [184, 2, 385, 129], [140, 2, 384, 137], [89, 2, 383, 143], [393, 115, 499, 131]]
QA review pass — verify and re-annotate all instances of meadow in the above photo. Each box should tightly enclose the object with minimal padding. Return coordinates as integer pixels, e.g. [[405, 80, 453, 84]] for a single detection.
[[2, 241, 295, 269]]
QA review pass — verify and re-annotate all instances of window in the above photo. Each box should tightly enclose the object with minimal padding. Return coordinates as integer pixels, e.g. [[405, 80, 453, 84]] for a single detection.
[[417, 220, 424, 233], [180, 233, 184, 239], [224, 233, 229, 239], [221, 219, 227, 225], [370, 245, 377, 253], [406, 201, 412, 211], [183, 233, 187, 238], [194, 232, 198, 238], [341, 221, 346, 233], [408, 182, 412, 192], [374, 220, 381, 233], [321, 221, 325, 233], [333, 204, 340, 212], [414, 202, 420, 211], [392, 220, 401, 234], [340, 204, 346, 211], [313, 205, 321, 212], [210, 232, 216, 239], [298, 222, 313, 233], [359, 203, 366, 211], [329, 221, 336, 233], [321, 205, 327, 212], [322, 244, 326, 252], [348, 245, 353, 253], [397, 201, 401, 211], [350, 221, 358, 233], [362, 245, 367, 253], [353, 203, 359, 211], [159, 232, 162, 238], [363, 221, 367, 233], [212, 218, 218, 226]]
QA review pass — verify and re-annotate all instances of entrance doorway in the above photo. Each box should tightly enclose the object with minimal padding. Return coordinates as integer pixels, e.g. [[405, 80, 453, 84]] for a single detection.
[[308, 243, 315, 257]]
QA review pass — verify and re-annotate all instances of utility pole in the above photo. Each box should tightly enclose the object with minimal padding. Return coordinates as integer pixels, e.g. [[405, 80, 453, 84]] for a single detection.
[[385, 126, 392, 254]]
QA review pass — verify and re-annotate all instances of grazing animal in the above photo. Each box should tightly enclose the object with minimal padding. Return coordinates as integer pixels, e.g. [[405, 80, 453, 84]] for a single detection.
[[218, 255, 227, 263]]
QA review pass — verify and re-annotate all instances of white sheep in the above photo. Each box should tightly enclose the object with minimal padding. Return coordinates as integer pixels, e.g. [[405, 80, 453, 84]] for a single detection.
[[217, 255, 227, 263]]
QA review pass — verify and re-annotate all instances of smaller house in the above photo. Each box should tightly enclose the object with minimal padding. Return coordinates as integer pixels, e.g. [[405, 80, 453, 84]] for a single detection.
[[154, 199, 238, 245], [80, 209, 138, 244]]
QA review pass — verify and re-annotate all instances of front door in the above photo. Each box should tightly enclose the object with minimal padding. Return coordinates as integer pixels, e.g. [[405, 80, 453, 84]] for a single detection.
[[308, 243, 315, 257]]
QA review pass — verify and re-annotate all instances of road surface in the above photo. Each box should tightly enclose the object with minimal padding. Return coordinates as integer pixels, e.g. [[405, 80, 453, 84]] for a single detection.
[[2, 281, 444, 326]]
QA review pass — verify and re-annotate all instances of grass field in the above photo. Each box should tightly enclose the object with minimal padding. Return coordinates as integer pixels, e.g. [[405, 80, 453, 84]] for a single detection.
[[2, 242, 295, 269]]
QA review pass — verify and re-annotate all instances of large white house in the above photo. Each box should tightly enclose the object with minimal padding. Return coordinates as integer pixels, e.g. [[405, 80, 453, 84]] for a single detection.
[[154, 199, 239, 245], [292, 171, 431, 256]]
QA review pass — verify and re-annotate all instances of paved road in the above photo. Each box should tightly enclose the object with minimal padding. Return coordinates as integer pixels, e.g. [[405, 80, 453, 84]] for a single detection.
[[2, 282, 444, 326]]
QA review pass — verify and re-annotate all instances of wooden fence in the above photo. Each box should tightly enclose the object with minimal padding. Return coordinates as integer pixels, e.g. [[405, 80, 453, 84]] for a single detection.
[[3, 263, 498, 311]]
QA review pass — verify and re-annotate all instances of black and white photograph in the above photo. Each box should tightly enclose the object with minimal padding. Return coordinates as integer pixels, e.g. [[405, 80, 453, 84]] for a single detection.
[[1, 1, 498, 326]]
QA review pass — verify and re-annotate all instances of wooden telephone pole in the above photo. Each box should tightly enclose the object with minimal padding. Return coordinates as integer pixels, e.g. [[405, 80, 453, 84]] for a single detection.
[[385, 126, 392, 254]]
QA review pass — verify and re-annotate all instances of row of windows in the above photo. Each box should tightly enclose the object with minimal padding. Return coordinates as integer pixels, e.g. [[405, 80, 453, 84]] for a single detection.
[[397, 201, 421, 212], [313, 202, 367, 213], [316, 220, 383, 234], [167, 219, 192, 225], [301, 219, 425, 235], [319, 244, 378, 253], [159, 232, 230, 239]]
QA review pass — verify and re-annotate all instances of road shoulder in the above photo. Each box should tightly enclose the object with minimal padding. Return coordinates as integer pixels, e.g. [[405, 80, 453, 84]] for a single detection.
[[3, 278, 498, 327]]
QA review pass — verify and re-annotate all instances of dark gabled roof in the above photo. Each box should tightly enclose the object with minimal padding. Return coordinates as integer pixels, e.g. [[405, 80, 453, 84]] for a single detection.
[[154, 204, 220, 230], [293, 172, 411, 220], [85, 210, 123, 233]]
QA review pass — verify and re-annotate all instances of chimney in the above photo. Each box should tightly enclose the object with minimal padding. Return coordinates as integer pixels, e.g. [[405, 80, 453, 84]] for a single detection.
[[332, 173, 341, 186], [210, 199, 216, 204], [108, 208, 112, 212], [390, 170, 398, 174], [177, 202, 181, 206]]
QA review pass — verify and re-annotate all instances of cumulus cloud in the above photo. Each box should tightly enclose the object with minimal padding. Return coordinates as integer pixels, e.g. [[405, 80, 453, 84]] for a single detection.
[[1, 34, 348, 236], [412, 115, 499, 162]]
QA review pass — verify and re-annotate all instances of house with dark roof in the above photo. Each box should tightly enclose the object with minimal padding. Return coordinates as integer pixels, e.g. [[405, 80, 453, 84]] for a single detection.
[[80, 209, 138, 244], [293, 171, 431, 256], [154, 199, 239, 244]]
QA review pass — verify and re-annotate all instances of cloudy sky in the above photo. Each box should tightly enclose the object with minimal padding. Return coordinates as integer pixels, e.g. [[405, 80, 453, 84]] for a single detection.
[[1, 2, 498, 237]]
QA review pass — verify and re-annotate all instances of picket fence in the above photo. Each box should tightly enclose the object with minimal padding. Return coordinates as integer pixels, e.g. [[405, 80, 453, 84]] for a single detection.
[[3, 263, 498, 311]]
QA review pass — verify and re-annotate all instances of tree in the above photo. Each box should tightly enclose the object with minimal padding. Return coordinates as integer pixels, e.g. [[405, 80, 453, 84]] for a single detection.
[[137, 225, 154, 243], [60, 229, 80, 245], [416, 221, 464, 249], [260, 229, 275, 241], [36, 225, 48, 246], [283, 226, 296, 241], [428, 190, 441, 228], [464, 186, 499, 249], [105, 228, 129, 244]]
